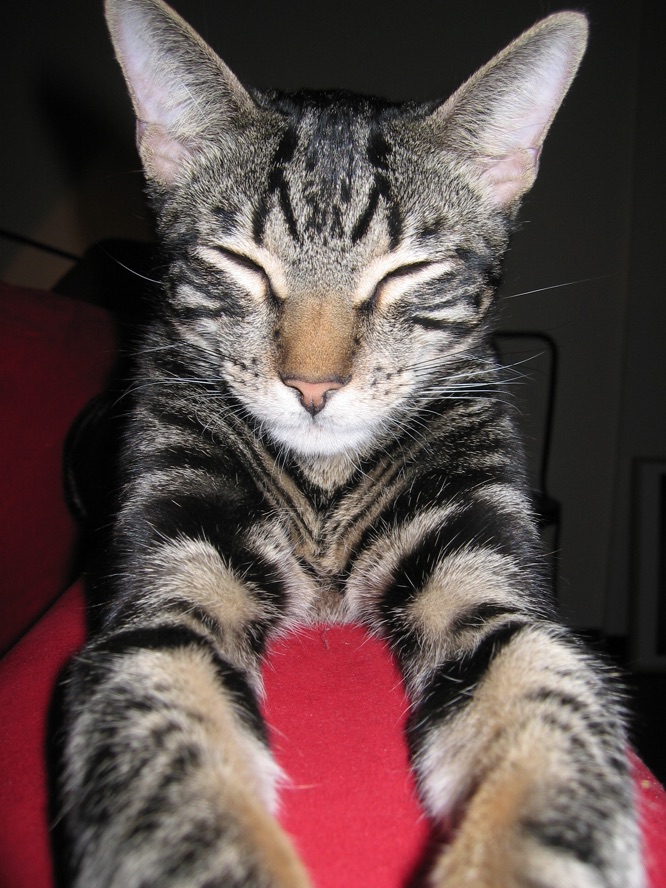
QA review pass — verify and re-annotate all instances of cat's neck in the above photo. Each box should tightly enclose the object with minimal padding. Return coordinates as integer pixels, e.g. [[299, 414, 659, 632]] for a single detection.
[[292, 451, 364, 493]]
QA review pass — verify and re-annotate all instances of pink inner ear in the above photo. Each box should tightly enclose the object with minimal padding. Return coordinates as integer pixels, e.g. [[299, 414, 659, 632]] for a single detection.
[[136, 121, 193, 185], [481, 146, 541, 207]]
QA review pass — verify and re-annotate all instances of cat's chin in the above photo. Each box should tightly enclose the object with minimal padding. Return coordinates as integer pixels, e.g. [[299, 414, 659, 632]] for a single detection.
[[266, 422, 375, 459], [254, 404, 377, 458]]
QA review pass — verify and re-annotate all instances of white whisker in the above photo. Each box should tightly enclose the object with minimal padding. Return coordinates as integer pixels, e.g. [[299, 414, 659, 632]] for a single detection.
[[504, 273, 608, 300]]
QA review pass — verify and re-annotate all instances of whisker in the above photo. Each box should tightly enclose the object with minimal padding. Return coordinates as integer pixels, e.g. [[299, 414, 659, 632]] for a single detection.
[[96, 243, 163, 285], [504, 273, 609, 300]]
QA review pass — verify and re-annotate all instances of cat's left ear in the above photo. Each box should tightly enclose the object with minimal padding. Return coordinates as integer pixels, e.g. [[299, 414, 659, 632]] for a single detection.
[[105, 0, 258, 187], [431, 12, 588, 208]]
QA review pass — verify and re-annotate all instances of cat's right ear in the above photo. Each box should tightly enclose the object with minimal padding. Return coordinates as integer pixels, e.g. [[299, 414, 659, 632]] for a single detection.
[[105, 0, 257, 187]]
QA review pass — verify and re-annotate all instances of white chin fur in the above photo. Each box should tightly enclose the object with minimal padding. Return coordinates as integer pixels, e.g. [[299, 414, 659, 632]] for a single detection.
[[267, 415, 376, 457], [251, 386, 381, 457]]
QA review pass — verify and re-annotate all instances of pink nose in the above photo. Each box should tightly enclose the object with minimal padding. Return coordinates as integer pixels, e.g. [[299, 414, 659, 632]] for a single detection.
[[282, 377, 346, 416]]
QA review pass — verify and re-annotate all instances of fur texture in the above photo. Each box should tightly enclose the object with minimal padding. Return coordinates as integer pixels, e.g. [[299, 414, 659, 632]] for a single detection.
[[60, 2, 643, 886]]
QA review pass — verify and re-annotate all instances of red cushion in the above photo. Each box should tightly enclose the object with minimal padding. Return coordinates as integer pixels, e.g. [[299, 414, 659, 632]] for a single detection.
[[1, 588, 666, 888], [0, 282, 116, 654]]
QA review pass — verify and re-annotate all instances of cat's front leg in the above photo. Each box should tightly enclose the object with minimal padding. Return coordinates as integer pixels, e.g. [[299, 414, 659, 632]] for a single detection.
[[61, 535, 312, 888], [406, 620, 643, 888], [354, 539, 644, 888]]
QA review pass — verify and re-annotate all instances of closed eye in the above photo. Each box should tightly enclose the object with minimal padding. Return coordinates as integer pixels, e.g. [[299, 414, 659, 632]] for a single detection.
[[213, 246, 268, 279], [197, 244, 279, 301], [380, 260, 434, 284], [368, 259, 455, 307]]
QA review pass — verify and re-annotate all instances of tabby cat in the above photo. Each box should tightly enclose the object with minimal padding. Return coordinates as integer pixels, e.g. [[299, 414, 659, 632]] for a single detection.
[[60, 1, 643, 886]]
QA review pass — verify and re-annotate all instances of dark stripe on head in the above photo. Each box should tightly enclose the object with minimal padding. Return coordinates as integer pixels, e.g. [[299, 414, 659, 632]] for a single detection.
[[352, 179, 383, 243], [351, 173, 402, 248], [367, 128, 391, 170], [256, 124, 300, 243], [212, 205, 241, 237], [271, 169, 299, 241], [352, 125, 402, 246], [454, 245, 503, 291]]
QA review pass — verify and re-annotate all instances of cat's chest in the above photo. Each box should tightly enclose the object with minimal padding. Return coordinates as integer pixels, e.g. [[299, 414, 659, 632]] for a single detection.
[[259, 454, 409, 584]]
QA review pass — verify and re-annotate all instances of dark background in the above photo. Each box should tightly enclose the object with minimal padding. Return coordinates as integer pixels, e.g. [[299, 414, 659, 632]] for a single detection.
[[1, 1, 664, 669]]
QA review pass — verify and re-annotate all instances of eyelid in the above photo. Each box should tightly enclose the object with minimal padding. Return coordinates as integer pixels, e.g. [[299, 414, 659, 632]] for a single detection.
[[366, 258, 456, 307], [213, 246, 268, 278], [197, 244, 286, 302], [380, 260, 434, 284]]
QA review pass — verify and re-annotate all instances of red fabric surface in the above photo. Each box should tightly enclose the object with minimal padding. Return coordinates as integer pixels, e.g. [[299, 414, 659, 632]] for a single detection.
[[0, 281, 117, 655], [635, 756, 666, 888], [1, 590, 666, 888], [263, 627, 431, 888], [0, 582, 87, 888]]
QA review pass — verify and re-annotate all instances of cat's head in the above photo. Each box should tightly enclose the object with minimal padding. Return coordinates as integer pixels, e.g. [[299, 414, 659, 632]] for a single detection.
[[105, 0, 587, 460]]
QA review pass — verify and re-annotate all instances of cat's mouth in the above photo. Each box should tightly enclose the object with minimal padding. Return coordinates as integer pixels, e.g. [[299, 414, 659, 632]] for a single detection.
[[266, 409, 376, 458], [255, 382, 380, 457]]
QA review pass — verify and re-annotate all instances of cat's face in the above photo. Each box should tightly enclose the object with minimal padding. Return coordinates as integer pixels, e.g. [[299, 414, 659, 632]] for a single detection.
[[106, 0, 587, 459], [160, 96, 507, 458]]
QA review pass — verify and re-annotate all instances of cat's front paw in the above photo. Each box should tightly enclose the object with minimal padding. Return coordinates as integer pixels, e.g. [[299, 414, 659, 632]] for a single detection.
[[429, 837, 605, 888], [428, 819, 645, 888]]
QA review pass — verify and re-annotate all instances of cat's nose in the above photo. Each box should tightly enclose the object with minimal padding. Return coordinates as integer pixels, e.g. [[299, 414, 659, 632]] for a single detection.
[[282, 377, 347, 416]]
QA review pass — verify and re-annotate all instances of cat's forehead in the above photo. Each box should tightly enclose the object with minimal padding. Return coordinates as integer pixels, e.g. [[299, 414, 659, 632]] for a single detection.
[[242, 91, 448, 286], [193, 89, 484, 293], [260, 93, 402, 242]]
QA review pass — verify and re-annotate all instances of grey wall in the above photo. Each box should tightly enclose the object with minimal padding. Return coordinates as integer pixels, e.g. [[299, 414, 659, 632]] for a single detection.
[[1, 0, 664, 643]]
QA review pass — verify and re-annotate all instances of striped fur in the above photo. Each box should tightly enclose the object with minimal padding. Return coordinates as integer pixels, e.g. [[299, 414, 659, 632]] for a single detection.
[[60, 2, 643, 886]]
